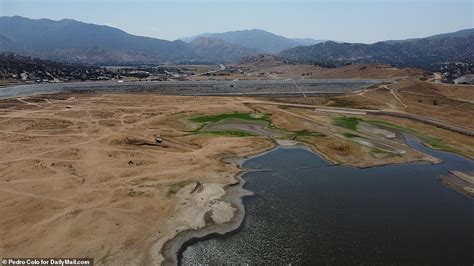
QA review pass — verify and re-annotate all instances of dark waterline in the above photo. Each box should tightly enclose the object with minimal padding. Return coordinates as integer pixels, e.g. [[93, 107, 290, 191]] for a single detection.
[[181, 135, 474, 265]]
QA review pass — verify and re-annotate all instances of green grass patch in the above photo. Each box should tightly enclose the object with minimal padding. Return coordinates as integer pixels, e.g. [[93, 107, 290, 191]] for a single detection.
[[365, 119, 460, 154], [425, 136, 443, 147], [423, 136, 458, 153], [332, 116, 463, 156], [189, 112, 272, 136], [365, 119, 417, 134], [190, 112, 271, 124], [333, 116, 362, 131], [290, 129, 326, 138]]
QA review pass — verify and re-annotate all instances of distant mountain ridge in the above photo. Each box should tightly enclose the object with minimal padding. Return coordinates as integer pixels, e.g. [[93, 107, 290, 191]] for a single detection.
[[0, 16, 197, 64], [383, 28, 474, 44], [179, 29, 325, 53], [279, 29, 474, 71], [0, 16, 472, 70], [188, 37, 258, 63], [0, 17, 325, 63]]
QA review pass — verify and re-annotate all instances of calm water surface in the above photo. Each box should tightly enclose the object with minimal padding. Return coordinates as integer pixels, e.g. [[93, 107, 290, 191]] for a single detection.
[[181, 135, 474, 265]]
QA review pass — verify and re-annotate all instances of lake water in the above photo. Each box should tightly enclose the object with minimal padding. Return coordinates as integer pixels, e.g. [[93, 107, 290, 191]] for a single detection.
[[181, 135, 474, 264]]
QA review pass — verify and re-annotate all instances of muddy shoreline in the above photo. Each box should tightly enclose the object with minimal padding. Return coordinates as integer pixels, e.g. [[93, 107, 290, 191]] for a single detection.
[[159, 135, 469, 265], [160, 141, 334, 265], [160, 142, 301, 265], [166, 139, 474, 265], [160, 165, 255, 265]]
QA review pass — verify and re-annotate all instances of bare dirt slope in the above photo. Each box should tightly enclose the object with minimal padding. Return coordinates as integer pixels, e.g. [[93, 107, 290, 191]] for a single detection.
[[235, 55, 427, 80], [344, 80, 474, 128], [0, 93, 274, 264]]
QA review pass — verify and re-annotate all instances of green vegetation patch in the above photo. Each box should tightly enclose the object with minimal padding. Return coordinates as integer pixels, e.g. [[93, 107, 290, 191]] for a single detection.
[[290, 129, 326, 139], [423, 136, 458, 153], [365, 119, 459, 154], [190, 112, 327, 141], [332, 116, 462, 156], [189, 112, 272, 137], [365, 119, 417, 134], [190, 112, 271, 124], [333, 116, 362, 131], [370, 147, 401, 158]]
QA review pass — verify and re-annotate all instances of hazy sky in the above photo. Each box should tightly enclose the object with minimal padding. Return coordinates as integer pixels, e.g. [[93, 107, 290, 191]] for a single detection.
[[1, 0, 473, 43]]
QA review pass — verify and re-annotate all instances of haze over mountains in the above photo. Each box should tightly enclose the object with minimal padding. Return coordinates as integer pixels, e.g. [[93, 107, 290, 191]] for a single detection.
[[179, 29, 325, 53], [0, 16, 472, 72], [188, 37, 258, 63], [279, 29, 474, 71], [0, 16, 196, 64]]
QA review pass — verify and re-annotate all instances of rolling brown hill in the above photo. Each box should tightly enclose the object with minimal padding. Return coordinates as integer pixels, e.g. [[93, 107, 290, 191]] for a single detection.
[[236, 55, 427, 79]]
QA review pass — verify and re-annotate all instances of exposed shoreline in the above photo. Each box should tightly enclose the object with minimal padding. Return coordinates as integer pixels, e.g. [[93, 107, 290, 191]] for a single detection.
[[160, 152, 274, 265], [159, 142, 307, 265], [159, 135, 466, 265], [439, 171, 474, 199], [164, 135, 473, 264], [158, 142, 351, 265]]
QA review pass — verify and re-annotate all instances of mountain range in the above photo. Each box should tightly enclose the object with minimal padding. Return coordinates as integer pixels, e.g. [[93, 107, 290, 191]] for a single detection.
[[179, 29, 325, 53], [279, 29, 474, 71], [0, 16, 196, 64], [0, 16, 322, 64], [188, 37, 258, 63], [0, 16, 472, 71]]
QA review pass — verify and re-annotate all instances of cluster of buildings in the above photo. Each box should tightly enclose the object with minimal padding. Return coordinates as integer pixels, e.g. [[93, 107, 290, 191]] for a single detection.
[[0, 53, 198, 85], [438, 62, 474, 84]]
